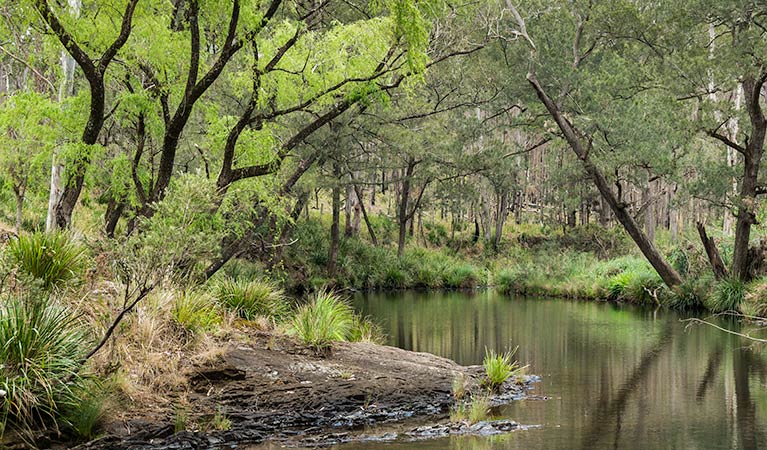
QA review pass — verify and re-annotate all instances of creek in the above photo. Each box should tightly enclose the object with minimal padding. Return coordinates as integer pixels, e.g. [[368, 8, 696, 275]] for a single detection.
[[328, 291, 767, 450]]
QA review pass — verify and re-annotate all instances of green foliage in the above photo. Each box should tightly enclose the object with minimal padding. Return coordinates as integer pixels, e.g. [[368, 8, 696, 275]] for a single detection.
[[442, 263, 480, 289], [123, 174, 225, 283], [706, 278, 745, 313], [0, 296, 88, 439], [211, 278, 290, 322], [666, 276, 709, 310], [63, 383, 108, 440], [348, 314, 386, 344], [743, 278, 767, 318], [451, 394, 490, 424], [482, 348, 519, 391], [173, 291, 221, 335], [8, 232, 87, 291], [289, 290, 355, 350]]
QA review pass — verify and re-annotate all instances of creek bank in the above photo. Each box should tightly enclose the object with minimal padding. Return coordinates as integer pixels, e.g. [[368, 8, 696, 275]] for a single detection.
[[75, 332, 537, 449]]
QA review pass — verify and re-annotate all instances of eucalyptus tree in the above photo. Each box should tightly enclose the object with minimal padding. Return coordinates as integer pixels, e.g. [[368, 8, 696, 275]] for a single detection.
[[502, 0, 692, 287], [675, 0, 767, 281], [29, 0, 140, 229]]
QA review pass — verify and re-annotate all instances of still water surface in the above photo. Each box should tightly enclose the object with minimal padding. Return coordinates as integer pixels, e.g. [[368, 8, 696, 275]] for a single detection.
[[336, 291, 767, 450]]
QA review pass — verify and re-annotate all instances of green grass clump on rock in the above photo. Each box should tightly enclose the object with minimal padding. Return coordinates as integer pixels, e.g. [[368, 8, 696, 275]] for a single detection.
[[482, 347, 520, 391]]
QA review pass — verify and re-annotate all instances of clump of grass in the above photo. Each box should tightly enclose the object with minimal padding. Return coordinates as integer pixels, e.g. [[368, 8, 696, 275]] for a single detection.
[[452, 373, 469, 400], [8, 231, 87, 290], [209, 407, 231, 431], [623, 271, 664, 305], [173, 291, 221, 335], [482, 347, 519, 391], [450, 394, 490, 424], [0, 295, 88, 440], [212, 278, 290, 321], [667, 276, 709, 310], [288, 290, 355, 350], [64, 382, 108, 440], [348, 314, 385, 344], [496, 268, 526, 295], [743, 278, 767, 318], [173, 403, 189, 433], [443, 263, 479, 289], [606, 271, 633, 300], [706, 278, 745, 313]]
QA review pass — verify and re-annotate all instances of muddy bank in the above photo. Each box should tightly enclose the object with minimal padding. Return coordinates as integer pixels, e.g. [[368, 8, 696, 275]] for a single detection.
[[76, 332, 536, 449]]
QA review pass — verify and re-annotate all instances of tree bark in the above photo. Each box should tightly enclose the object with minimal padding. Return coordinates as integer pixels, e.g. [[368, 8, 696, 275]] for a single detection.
[[697, 222, 728, 280], [328, 165, 341, 276], [729, 75, 767, 281], [494, 190, 508, 250], [354, 184, 378, 246]]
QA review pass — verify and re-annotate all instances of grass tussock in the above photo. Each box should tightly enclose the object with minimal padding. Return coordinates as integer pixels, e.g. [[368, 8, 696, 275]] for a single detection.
[[450, 394, 490, 424], [288, 290, 384, 350], [706, 278, 745, 313], [482, 348, 520, 391], [8, 231, 88, 290], [212, 278, 291, 322], [0, 295, 91, 440]]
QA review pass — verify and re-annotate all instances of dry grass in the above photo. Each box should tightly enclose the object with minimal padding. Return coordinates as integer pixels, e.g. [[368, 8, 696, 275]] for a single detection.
[[79, 286, 234, 415]]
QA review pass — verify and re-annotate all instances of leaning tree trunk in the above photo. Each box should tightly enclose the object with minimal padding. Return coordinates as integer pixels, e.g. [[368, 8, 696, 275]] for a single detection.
[[527, 74, 682, 288]]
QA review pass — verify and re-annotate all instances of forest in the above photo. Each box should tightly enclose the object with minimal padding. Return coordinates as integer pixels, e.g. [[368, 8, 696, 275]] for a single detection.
[[1, 0, 767, 448]]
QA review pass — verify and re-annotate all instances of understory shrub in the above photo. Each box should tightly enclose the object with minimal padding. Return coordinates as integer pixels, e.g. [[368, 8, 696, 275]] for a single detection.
[[0, 296, 90, 440], [212, 278, 290, 321], [606, 268, 664, 304], [8, 232, 87, 290], [442, 263, 480, 289], [666, 276, 709, 310]]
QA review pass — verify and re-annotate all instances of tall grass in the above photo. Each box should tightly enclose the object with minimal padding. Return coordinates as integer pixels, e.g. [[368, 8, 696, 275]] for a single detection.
[[288, 290, 383, 350], [8, 232, 87, 290], [212, 278, 290, 321], [173, 291, 221, 335], [482, 348, 520, 391], [289, 290, 355, 350], [706, 278, 745, 313], [0, 296, 89, 440]]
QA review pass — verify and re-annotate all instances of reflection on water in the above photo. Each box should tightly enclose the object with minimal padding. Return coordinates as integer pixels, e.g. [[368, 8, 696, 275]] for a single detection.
[[334, 291, 767, 450]]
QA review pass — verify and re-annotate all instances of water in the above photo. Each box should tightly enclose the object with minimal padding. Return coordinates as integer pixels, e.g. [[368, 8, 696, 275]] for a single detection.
[[335, 291, 767, 450]]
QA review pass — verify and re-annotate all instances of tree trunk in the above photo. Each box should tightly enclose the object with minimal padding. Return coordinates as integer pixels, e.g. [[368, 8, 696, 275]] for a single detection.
[[344, 184, 353, 237], [397, 160, 417, 257], [328, 168, 341, 277], [730, 75, 766, 281], [354, 184, 378, 246], [46, 0, 79, 232], [104, 199, 125, 238], [494, 191, 508, 250], [527, 74, 682, 288], [697, 222, 728, 280]]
